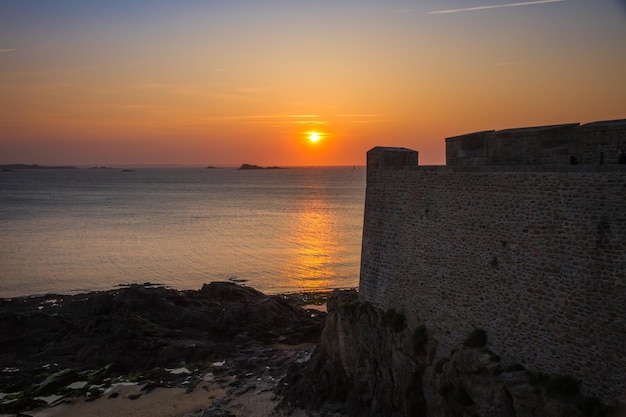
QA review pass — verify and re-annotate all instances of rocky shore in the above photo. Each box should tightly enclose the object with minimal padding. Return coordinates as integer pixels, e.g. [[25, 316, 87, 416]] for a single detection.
[[0, 282, 331, 416], [280, 290, 618, 417], [3, 284, 621, 417]]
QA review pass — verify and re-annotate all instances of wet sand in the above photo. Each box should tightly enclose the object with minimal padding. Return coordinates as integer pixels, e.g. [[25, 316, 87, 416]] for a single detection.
[[25, 364, 309, 417], [28, 383, 224, 417]]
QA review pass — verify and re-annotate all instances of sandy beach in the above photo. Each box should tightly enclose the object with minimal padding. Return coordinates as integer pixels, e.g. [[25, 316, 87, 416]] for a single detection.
[[27, 384, 225, 417], [25, 372, 305, 417], [0, 284, 332, 417], [22, 343, 316, 417]]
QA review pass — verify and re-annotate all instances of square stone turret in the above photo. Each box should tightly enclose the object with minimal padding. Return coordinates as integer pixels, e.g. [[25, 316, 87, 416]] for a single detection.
[[367, 146, 418, 170]]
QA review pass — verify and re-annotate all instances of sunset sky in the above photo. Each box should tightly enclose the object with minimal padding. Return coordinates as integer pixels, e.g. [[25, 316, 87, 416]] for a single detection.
[[1, 0, 625, 166]]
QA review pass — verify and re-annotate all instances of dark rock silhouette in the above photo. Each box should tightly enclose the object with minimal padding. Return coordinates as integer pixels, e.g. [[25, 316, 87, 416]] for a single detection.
[[280, 290, 610, 417], [0, 282, 326, 414], [237, 164, 285, 170], [0, 164, 78, 170], [238, 164, 264, 170]]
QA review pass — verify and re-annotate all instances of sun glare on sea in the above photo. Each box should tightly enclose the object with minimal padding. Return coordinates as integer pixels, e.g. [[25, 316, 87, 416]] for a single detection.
[[307, 132, 322, 143]]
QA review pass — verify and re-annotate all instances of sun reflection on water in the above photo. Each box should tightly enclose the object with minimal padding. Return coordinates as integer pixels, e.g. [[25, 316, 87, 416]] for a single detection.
[[284, 197, 342, 290]]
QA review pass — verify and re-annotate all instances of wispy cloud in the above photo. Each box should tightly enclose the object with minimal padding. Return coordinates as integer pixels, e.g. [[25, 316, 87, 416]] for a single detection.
[[232, 86, 273, 94], [337, 113, 382, 118], [201, 114, 327, 126], [197, 113, 387, 127], [129, 83, 171, 90], [209, 85, 274, 101], [337, 113, 390, 124], [0, 48, 16, 53], [428, 0, 565, 15], [286, 114, 320, 118]]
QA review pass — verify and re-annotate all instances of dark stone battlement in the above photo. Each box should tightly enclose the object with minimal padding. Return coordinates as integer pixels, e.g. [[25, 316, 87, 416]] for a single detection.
[[445, 119, 626, 167], [359, 119, 626, 403]]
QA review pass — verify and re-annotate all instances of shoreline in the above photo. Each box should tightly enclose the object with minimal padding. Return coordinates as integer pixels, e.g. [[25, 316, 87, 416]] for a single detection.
[[0, 281, 347, 305], [0, 282, 336, 416]]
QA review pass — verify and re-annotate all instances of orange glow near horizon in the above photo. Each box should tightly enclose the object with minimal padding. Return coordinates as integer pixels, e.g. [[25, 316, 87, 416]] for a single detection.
[[0, 2, 625, 166]]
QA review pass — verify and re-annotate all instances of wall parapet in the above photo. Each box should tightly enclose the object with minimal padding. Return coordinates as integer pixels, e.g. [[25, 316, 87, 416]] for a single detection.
[[418, 164, 626, 173], [360, 119, 626, 403], [445, 119, 626, 167], [366, 146, 419, 170]]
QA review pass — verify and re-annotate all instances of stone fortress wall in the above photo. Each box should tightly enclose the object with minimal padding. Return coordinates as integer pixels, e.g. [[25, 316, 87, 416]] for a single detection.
[[359, 119, 626, 402], [445, 119, 626, 167]]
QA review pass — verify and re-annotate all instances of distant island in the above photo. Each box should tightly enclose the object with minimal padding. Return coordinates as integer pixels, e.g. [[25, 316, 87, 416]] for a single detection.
[[237, 164, 286, 170], [1, 164, 78, 171]]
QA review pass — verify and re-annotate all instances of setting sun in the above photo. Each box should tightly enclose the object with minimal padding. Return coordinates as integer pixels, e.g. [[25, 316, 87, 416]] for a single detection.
[[307, 132, 322, 143], [0, 2, 624, 168]]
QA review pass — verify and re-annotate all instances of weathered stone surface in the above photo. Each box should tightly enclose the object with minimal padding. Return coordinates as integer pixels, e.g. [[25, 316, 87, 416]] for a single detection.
[[281, 290, 612, 417], [280, 290, 428, 417], [361, 146, 626, 402]]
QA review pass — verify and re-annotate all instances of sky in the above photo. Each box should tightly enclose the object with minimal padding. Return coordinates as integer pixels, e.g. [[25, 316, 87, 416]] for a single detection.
[[1, 0, 625, 166]]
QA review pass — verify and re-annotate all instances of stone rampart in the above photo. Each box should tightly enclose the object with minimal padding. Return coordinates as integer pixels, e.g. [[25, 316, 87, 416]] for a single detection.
[[359, 128, 626, 402], [446, 119, 626, 167]]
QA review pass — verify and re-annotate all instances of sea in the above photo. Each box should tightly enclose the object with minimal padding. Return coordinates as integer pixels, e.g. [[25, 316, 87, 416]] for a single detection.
[[0, 166, 366, 298]]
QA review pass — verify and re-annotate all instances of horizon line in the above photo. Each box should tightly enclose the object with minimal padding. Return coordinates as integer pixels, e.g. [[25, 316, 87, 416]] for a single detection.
[[0, 162, 367, 169]]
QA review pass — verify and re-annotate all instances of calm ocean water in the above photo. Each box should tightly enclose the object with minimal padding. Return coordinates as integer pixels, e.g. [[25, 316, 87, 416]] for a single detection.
[[0, 167, 365, 298]]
